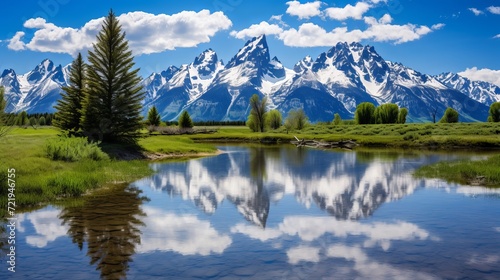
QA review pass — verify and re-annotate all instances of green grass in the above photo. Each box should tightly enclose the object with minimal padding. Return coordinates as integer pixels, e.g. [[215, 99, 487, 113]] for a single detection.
[[2, 122, 500, 213], [190, 122, 500, 148], [0, 127, 152, 211], [139, 134, 217, 155], [414, 154, 500, 187]]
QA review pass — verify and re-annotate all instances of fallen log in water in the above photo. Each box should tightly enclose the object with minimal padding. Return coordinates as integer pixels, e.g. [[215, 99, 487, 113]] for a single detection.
[[291, 136, 358, 150]]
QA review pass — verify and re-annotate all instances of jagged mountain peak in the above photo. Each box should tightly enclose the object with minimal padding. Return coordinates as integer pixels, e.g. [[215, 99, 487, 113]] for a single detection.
[[1, 69, 17, 78], [293, 56, 313, 73], [193, 49, 220, 76], [435, 72, 500, 104], [26, 59, 58, 84], [226, 35, 269, 69], [193, 49, 217, 66], [160, 66, 180, 80]]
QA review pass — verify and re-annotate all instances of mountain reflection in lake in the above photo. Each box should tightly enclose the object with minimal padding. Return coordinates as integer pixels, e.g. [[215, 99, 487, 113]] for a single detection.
[[2, 146, 500, 279]]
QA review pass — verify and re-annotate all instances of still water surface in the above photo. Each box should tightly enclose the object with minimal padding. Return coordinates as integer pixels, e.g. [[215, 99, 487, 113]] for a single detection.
[[2, 145, 500, 279]]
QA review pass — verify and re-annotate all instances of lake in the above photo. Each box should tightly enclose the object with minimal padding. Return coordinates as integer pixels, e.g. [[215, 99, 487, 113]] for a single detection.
[[2, 145, 500, 279]]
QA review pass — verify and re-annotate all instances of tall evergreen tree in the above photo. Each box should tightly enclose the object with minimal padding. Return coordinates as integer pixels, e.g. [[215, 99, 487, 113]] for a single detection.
[[81, 10, 144, 143], [147, 106, 161, 126], [54, 53, 86, 133], [178, 110, 193, 129]]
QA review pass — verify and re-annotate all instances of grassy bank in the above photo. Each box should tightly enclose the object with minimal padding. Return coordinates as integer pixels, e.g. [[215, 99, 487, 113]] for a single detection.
[[0, 127, 216, 211], [414, 154, 500, 187], [2, 122, 500, 211], [192, 122, 500, 148]]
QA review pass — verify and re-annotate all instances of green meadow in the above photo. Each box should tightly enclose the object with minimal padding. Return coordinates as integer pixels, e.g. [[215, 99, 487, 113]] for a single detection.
[[1, 122, 500, 212]]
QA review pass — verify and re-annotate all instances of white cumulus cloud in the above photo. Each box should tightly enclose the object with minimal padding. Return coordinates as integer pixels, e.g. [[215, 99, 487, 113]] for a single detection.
[[271, 14, 442, 47], [487, 6, 500, 15], [494, 34, 500, 39], [469, 8, 484, 16], [7, 31, 27, 51], [458, 67, 500, 87], [8, 10, 232, 56], [285, 0, 323, 19], [324, 2, 372, 21], [230, 21, 284, 39], [278, 23, 365, 47]]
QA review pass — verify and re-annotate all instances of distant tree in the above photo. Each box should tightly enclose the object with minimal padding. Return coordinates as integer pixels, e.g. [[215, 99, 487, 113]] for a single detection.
[[81, 10, 144, 143], [286, 108, 308, 130], [488, 102, 500, 122], [178, 110, 193, 129], [0, 86, 5, 116], [375, 103, 399, 124], [333, 113, 342, 125], [0, 86, 9, 137], [439, 107, 459, 123], [355, 102, 376, 124], [266, 109, 282, 130], [53, 53, 86, 133], [247, 94, 267, 132], [38, 116, 46, 126], [29, 116, 37, 127], [398, 108, 408, 124], [147, 106, 161, 126], [17, 111, 28, 127], [431, 107, 438, 123]]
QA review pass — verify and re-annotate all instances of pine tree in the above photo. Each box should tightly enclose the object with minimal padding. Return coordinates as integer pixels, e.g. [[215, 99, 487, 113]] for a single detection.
[[147, 106, 161, 126], [81, 10, 144, 143], [54, 53, 86, 133], [178, 110, 193, 129]]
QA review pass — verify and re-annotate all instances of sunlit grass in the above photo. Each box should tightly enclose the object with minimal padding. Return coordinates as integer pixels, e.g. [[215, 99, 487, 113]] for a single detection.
[[414, 154, 500, 187], [1, 122, 500, 213]]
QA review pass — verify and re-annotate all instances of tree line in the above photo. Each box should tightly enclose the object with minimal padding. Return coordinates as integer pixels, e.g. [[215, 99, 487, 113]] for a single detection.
[[245, 97, 500, 133]]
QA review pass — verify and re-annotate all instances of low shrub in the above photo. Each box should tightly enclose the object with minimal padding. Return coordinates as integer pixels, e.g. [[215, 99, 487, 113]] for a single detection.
[[45, 137, 109, 162]]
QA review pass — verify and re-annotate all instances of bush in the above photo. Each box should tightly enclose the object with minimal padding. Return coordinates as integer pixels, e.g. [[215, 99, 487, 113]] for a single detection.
[[398, 108, 408, 124], [38, 116, 46, 126], [439, 107, 459, 123], [488, 102, 500, 122], [266, 109, 282, 130], [375, 103, 399, 124], [333, 113, 342, 125], [285, 109, 308, 130], [45, 137, 109, 162], [355, 102, 376, 124]]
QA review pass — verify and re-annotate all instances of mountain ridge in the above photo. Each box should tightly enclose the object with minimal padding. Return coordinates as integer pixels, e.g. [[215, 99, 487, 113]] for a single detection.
[[2, 36, 499, 122]]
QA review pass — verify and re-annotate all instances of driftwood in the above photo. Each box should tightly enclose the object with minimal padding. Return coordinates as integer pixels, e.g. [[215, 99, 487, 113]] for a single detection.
[[291, 136, 358, 150]]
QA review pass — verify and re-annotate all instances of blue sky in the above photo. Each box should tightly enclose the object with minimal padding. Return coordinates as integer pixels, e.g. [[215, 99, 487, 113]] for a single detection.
[[1, 0, 499, 84]]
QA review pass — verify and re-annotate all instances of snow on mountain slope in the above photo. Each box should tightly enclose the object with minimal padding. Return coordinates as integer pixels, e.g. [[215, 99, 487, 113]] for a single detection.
[[2, 37, 497, 122], [435, 72, 500, 104], [1, 59, 68, 113]]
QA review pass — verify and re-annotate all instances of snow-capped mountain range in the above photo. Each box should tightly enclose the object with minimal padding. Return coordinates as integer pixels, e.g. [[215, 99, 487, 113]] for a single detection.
[[2, 35, 499, 122]]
